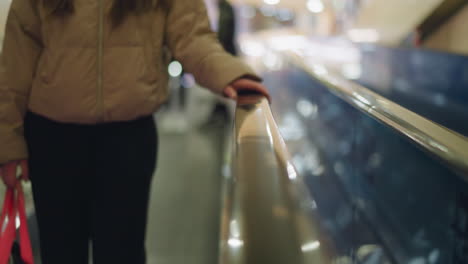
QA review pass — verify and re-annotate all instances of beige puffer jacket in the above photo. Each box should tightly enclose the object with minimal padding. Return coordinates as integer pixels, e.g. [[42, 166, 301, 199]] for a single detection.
[[0, 0, 258, 164]]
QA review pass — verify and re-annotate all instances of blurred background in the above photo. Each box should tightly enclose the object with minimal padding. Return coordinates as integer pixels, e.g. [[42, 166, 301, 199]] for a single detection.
[[1, 0, 468, 264]]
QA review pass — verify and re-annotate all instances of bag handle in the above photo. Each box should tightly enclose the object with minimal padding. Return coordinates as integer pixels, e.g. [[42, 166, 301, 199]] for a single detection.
[[0, 184, 34, 264], [0, 189, 13, 231], [0, 189, 16, 264], [16, 184, 34, 264]]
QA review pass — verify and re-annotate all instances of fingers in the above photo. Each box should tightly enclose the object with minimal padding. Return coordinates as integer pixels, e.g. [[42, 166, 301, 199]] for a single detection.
[[231, 79, 261, 90], [0, 160, 28, 188], [1, 162, 18, 189], [20, 160, 29, 181], [223, 85, 238, 100], [231, 79, 272, 103]]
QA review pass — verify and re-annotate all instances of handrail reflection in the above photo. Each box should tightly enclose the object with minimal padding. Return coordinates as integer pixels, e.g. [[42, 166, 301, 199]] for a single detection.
[[287, 52, 468, 182], [218, 95, 335, 264]]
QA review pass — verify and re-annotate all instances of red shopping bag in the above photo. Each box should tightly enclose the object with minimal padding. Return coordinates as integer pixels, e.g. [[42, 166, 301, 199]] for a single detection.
[[0, 184, 34, 264]]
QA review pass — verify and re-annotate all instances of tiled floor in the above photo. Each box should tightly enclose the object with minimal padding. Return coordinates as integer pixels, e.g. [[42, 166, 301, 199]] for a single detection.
[[147, 113, 228, 264]]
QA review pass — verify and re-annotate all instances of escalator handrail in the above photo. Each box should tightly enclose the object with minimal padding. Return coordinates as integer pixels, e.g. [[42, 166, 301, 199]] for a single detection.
[[287, 51, 468, 182], [218, 95, 334, 264]]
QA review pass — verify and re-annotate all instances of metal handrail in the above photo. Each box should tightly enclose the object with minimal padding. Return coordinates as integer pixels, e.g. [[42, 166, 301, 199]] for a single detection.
[[287, 51, 468, 182], [218, 95, 335, 264]]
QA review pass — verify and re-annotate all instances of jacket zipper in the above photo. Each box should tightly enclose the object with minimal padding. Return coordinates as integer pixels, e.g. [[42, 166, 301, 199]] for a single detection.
[[97, 0, 104, 121]]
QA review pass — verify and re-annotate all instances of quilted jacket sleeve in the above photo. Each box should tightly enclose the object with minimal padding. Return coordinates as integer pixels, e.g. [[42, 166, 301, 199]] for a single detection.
[[0, 0, 42, 164]]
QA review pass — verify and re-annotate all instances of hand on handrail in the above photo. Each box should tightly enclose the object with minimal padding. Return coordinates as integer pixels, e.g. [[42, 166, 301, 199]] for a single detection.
[[223, 78, 271, 103]]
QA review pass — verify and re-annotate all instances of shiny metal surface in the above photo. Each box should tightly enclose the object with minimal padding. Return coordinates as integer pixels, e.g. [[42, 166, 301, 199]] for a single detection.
[[287, 52, 468, 182], [354, 44, 468, 136], [219, 96, 335, 264]]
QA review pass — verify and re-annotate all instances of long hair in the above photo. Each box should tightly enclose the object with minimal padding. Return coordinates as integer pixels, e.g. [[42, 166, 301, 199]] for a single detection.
[[42, 0, 156, 26]]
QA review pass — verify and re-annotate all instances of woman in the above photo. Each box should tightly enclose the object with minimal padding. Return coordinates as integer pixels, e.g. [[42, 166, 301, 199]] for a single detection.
[[0, 0, 269, 263]]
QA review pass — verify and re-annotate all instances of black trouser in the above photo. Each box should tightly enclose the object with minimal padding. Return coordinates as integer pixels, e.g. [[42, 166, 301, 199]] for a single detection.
[[24, 112, 157, 264]]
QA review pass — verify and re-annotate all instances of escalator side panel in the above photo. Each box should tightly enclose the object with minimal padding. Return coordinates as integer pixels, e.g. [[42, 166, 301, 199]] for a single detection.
[[265, 65, 468, 263]]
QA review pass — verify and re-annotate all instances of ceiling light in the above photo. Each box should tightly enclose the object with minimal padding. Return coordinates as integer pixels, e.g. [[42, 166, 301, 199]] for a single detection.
[[307, 0, 324, 13], [264, 0, 280, 5]]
